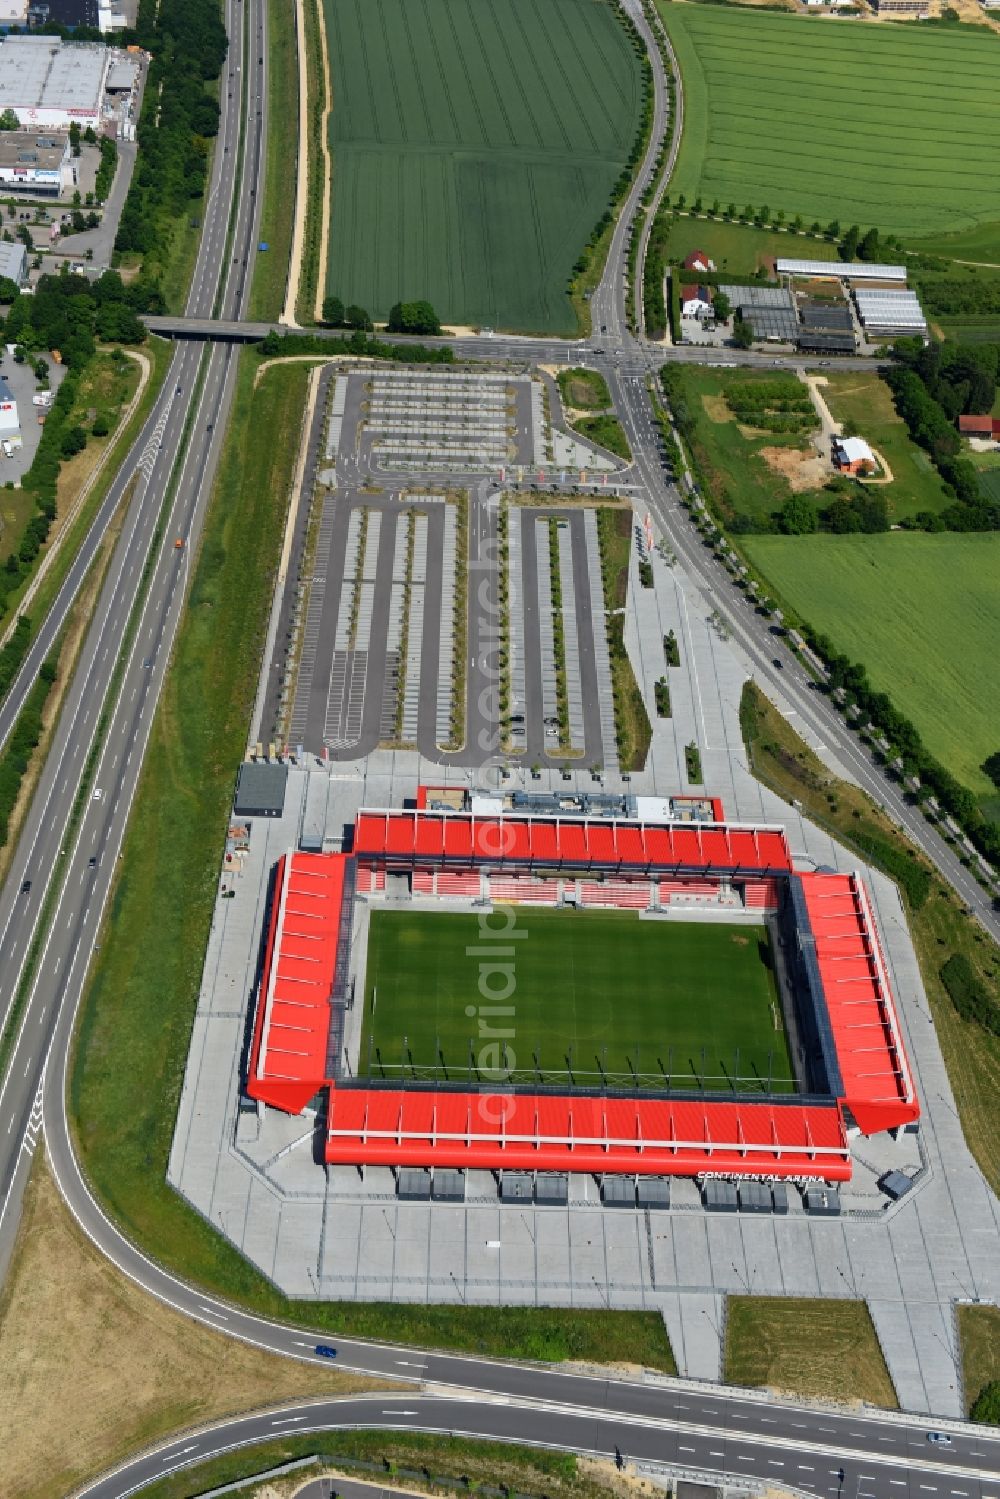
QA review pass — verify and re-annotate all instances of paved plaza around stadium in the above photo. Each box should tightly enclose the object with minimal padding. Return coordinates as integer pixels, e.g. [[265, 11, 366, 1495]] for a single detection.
[[360, 908, 791, 1093], [168, 491, 1000, 1421]]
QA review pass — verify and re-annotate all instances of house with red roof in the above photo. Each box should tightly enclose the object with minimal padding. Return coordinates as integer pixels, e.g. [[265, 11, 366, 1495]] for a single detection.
[[683, 249, 715, 273]]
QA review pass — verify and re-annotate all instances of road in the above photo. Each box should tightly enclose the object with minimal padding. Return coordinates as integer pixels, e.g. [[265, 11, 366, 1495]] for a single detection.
[[0, 0, 996, 1494], [606, 362, 1000, 950], [77, 1387, 1000, 1499], [0, 0, 269, 1279]]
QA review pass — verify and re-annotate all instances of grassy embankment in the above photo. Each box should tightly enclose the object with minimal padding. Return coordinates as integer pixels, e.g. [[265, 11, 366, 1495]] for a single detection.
[[726, 1297, 897, 1409], [597, 505, 652, 772], [556, 367, 632, 461], [959, 1304, 1000, 1416], [67, 347, 675, 1372], [740, 682, 1000, 1196], [247, 0, 299, 320], [295, 0, 327, 324], [131, 1432, 618, 1499]]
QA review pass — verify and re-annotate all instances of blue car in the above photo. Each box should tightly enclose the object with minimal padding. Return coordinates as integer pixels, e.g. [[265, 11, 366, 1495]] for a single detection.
[[314, 1344, 337, 1359]]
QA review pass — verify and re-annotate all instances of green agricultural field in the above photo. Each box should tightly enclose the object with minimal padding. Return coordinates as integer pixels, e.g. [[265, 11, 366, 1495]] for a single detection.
[[360, 907, 791, 1092], [323, 0, 643, 334], [820, 373, 952, 521], [659, 5, 1000, 244], [669, 366, 821, 527], [663, 217, 838, 277], [742, 533, 1000, 798]]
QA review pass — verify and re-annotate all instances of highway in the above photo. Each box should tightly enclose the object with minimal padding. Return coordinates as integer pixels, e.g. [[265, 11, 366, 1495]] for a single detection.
[[0, 0, 269, 1278], [78, 1387, 1000, 1499], [0, 0, 995, 1494]]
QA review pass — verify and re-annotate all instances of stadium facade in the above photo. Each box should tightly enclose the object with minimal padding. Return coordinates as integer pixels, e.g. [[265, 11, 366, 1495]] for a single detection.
[[247, 799, 918, 1186]]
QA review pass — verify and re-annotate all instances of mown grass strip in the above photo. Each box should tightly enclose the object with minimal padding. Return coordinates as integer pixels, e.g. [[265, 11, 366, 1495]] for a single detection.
[[726, 1296, 897, 1410], [68, 350, 675, 1372], [248, 0, 299, 321]]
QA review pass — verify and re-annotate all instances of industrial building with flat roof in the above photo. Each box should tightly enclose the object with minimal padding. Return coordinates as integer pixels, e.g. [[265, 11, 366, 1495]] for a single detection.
[[0, 238, 27, 285], [0, 35, 110, 130], [0, 128, 73, 193]]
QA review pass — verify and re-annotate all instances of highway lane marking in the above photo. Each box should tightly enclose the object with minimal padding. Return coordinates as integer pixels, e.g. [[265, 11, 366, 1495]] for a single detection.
[[270, 1416, 305, 1426], [200, 1304, 226, 1319]]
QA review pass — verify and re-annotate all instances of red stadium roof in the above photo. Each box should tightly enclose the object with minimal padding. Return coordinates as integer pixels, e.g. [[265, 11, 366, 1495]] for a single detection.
[[323, 1089, 850, 1179], [247, 851, 348, 1114], [354, 809, 793, 874], [247, 810, 919, 1178], [799, 872, 917, 1135]]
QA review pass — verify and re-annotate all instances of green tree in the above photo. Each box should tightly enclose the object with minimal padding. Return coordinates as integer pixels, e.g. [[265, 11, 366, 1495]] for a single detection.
[[321, 295, 344, 326], [732, 317, 754, 349], [778, 493, 818, 535], [68, 120, 81, 157], [840, 224, 861, 260], [712, 291, 731, 322], [982, 752, 1000, 791], [344, 304, 371, 331], [387, 300, 441, 336], [0, 108, 19, 131], [859, 226, 880, 261]]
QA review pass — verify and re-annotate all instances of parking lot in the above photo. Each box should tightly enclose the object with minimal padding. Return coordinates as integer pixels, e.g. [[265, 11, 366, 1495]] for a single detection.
[[0, 353, 66, 486]]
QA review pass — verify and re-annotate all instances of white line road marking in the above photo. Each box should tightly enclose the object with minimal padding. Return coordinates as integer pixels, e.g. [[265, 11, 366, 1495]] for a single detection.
[[162, 1445, 197, 1461], [270, 1416, 305, 1426]]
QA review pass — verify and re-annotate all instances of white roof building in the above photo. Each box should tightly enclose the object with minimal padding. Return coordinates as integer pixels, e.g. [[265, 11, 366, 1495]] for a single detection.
[[777, 258, 907, 282], [0, 239, 26, 285], [0, 37, 111, 130], [833, 436, 876, 467], [0, 374, 19, 440]]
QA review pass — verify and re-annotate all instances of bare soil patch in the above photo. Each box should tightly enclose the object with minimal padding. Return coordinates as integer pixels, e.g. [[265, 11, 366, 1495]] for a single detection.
[[759, 444, 827, 492], [0, 1157, 387, 1499]]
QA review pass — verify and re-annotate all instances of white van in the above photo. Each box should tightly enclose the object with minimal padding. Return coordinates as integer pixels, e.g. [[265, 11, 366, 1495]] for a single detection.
[[1, 440, 14, 459]]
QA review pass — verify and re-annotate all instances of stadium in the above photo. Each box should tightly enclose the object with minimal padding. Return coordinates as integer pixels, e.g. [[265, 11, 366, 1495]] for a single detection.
[[246, 794, 918, 1191]]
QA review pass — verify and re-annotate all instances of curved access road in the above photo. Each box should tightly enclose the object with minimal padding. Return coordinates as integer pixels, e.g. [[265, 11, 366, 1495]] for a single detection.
[[77, 1390, 1000, 1499]]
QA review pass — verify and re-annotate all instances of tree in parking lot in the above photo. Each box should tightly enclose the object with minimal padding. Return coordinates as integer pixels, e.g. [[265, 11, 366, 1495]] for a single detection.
[[712, 291, 731, 323]]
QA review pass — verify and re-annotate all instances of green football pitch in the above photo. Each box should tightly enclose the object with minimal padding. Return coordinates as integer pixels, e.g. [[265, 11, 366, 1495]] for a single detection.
[[322, 0, 643, 334], [359, 908, 793, 1093]]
